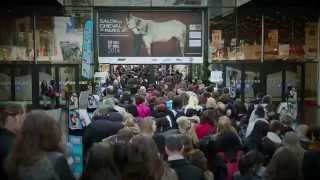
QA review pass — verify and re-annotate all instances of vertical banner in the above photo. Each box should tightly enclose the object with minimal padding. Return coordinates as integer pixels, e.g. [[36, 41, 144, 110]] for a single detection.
[[82, 19, 94, 79], [68, 135, 83, 179]]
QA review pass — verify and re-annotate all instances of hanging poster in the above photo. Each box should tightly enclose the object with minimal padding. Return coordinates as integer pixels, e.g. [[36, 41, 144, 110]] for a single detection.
[[94, 0, 205, 6], [97, 11, 203, 64], [37, 17, 83, 62], [68, 135, 83, 179]]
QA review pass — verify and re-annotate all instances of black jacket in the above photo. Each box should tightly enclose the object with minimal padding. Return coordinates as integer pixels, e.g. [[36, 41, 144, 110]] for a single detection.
[[233, 172, 262, 180], [83, 119, 124, 155], [168, 158, 204, 180], [107, 109, 123, 123], [302, 150, 320, 180], [0, 128, 15, 180], [123, 104, 138, 117]]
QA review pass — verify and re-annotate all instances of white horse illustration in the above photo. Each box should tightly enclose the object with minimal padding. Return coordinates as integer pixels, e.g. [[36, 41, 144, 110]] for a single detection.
[[125, 14, 187, 56]]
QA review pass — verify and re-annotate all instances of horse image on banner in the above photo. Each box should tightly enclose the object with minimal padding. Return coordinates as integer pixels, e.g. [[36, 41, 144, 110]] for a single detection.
[[125, 14, 187, 56]]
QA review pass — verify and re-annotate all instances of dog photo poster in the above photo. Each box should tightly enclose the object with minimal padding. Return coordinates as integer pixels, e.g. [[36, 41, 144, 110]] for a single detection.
[[97, 11, 203, 64]]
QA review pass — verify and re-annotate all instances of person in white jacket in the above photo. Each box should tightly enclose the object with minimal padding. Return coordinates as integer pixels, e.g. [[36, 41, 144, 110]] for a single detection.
[[246, 105, 269, 138]]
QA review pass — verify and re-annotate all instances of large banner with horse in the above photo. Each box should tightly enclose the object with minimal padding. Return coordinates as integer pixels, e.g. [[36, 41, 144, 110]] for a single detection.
[[97, 11, 203, 64]]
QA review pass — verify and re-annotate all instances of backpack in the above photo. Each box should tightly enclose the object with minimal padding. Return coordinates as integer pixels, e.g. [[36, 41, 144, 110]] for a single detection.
[[198, 134, 215, 156], [218, 151, 242, 180]]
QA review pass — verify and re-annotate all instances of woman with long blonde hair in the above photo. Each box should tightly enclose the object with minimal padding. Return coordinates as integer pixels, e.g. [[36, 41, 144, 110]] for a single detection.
[[216, 116, 238, 135]]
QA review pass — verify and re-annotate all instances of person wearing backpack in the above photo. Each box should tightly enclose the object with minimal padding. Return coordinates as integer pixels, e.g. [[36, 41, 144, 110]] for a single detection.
[[215, 131, 243, 180], [233, 150, 265, 180]]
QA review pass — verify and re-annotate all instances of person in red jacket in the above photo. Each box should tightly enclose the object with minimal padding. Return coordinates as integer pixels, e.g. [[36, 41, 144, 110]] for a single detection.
[[195, 110, 217, 140]]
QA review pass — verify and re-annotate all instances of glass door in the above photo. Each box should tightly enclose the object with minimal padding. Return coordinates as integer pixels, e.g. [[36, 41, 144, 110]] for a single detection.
[[38, 65, 57, 108], [0, 66, 12, 101]]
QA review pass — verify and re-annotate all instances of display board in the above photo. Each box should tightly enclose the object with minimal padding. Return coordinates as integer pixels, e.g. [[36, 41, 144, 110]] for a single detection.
[[97, 10, 204, 64], [94, 0, 206, 7], [68, 135, 83, 179]]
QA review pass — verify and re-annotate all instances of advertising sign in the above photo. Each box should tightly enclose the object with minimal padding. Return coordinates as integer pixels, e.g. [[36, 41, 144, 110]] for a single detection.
[[94, 0, 206, 7], [209, 71, 223, 83], [97, 11, 203, 64], [68, 135, 83, 179]]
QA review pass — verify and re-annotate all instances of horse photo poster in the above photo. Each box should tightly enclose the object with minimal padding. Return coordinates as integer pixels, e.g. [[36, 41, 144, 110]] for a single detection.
[[97, 10, 204, 64]]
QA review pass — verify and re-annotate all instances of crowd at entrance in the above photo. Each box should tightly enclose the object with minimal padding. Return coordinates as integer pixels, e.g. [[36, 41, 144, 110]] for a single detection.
[[1, 69, 320, 180]]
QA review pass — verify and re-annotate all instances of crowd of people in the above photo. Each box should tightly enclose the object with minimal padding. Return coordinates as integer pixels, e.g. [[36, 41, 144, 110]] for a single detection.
[[1, 78, 320, 180]]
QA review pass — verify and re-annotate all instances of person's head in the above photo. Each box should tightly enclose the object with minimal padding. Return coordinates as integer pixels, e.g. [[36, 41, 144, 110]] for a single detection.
[[180, 92, 189, 106], [172, 95, 183, 109], [262, 95, 272, 105], [186, 92, 199, 108], [82, 143, 120, 180], [155, 117, 171, 133], [283, 132, 300, 148], [139, 117, 156, 135], [50, 79, 55, 86], [116, 128, 134, 144], [295, 124, 309, 138], [6, 110, 64, 175], [251, 120, 270, 140], [102, 98, 115, 110], [206, 97, 217, 109], [256, 93, 264, 102], [176, 116, 192, 134], [217, 116, 235, 134], [265, 105, 276, 120], [216, 131, 241, 157], [255, 105, 265, 118], [126, 135, 164, 180], [165, 135, 184, 155], [239, 150, 264, 176], [270, 120, 283, 135], [135, 95, 145, 105], [166, 91, 176, 100], [280, 113, 293, 127], [155, 103, 166, 113], [0, 103, 24, 134], [200, 110, 215, 126], [216, 102, 226, 116], [186, 149, 208, 171], [266, 147, 300, 180], [138, 86, 146, 96], [181, 135, 194, 156], [120, 91, 132, 104]]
